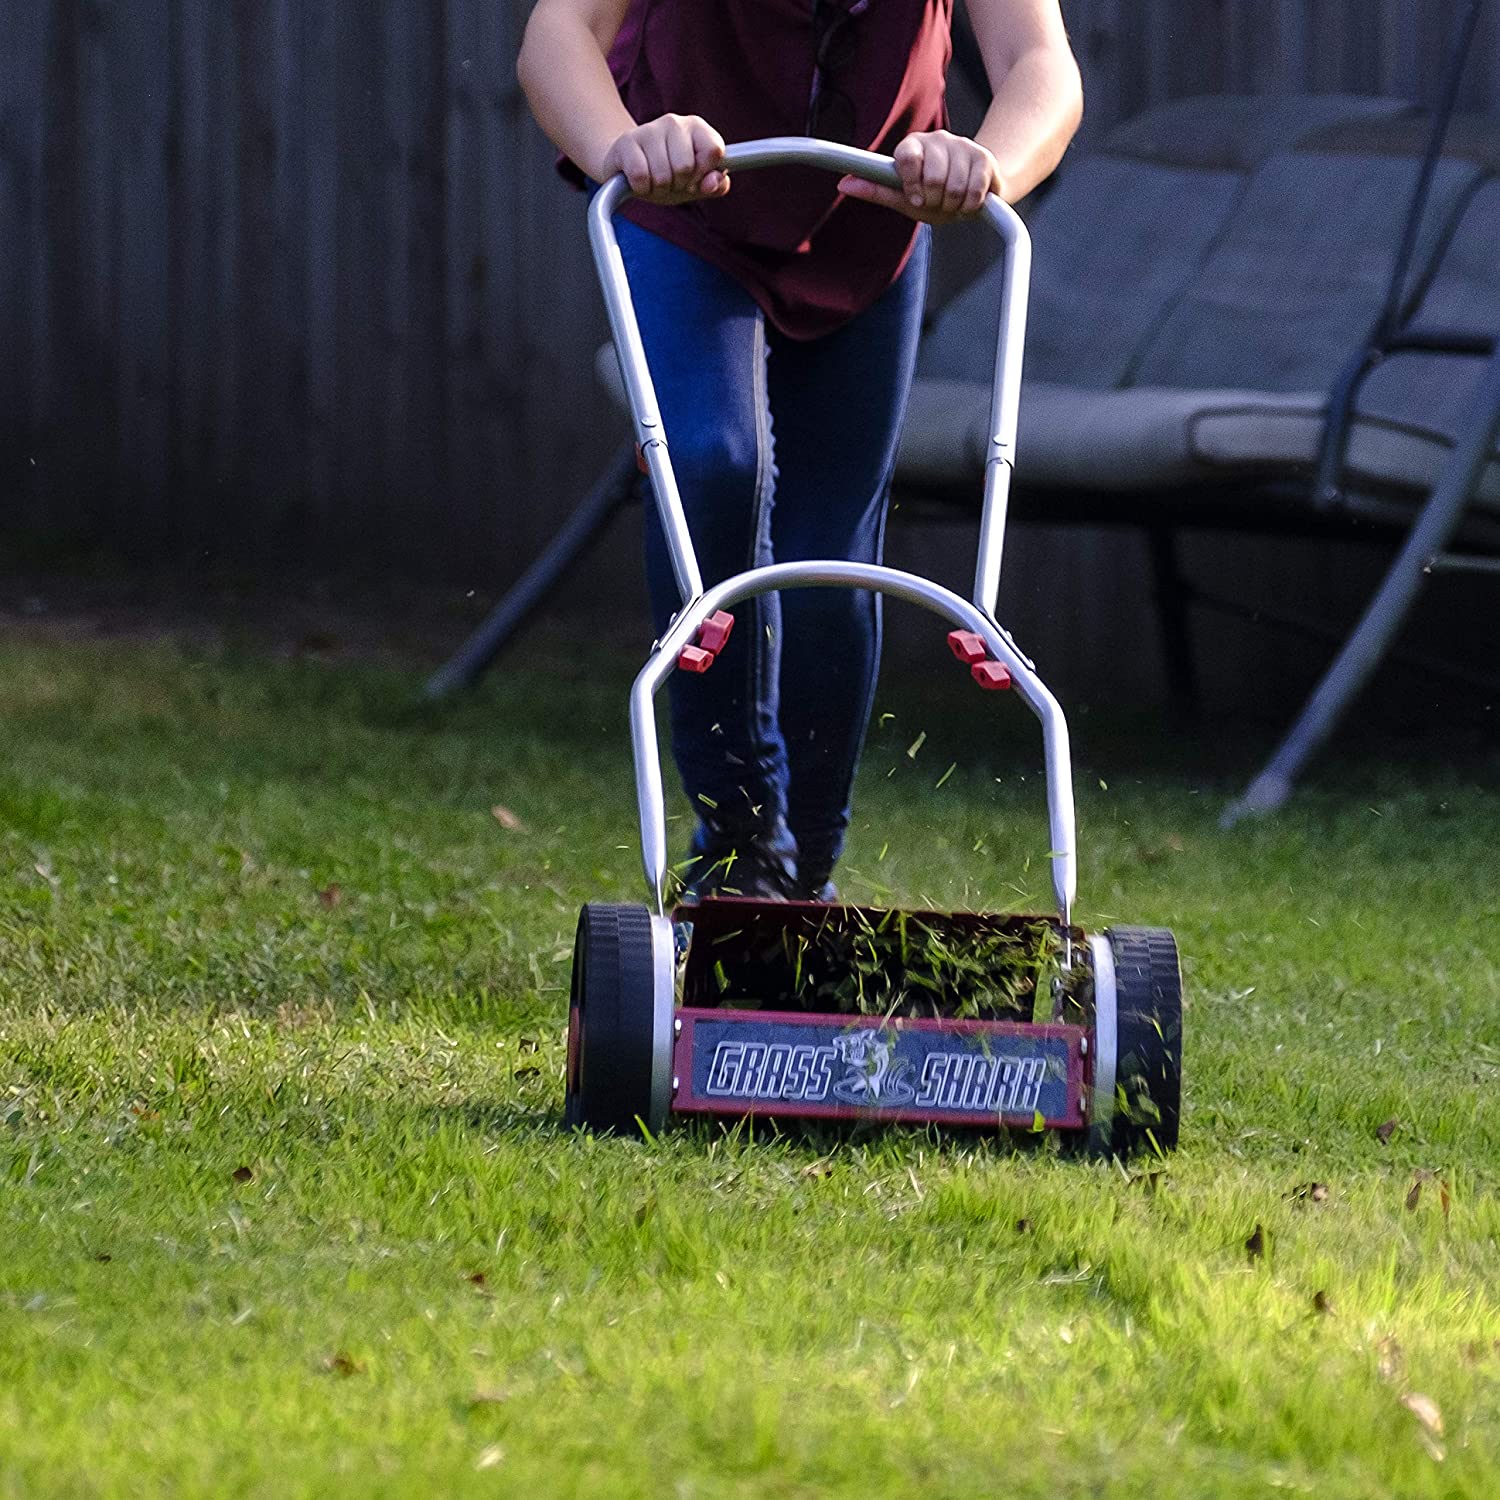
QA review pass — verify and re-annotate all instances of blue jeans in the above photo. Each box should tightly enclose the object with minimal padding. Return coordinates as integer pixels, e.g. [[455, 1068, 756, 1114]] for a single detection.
[[616, 217, 931, 885]]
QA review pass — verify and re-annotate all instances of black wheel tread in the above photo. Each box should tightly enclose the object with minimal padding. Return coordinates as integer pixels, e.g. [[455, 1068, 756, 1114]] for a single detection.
[[566, 903, 659, 1135], [1106, 925, 1183, 1158]]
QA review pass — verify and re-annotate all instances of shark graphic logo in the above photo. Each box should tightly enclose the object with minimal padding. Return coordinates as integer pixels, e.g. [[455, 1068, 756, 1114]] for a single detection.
[[830, 1029, 916, 1107]]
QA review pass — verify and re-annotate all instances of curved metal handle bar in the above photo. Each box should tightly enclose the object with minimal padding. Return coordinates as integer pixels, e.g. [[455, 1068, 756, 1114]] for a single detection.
[[588, 137, 1032, 615], [629, 559, 1077, 927]]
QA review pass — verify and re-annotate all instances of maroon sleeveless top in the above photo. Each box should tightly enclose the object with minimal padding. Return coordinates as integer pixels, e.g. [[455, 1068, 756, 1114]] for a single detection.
[[559, 0, 953, 340]]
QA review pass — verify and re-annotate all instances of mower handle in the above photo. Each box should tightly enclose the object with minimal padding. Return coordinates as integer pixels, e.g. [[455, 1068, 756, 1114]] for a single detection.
[[588, 137, 1032, 617], [591, 140, 1072, 926]]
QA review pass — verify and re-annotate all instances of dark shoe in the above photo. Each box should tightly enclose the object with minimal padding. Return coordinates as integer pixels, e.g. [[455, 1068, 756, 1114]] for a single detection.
[[793, 842, 841, 903], [800, 877, 840, 903], [680, 815, 799, 903]]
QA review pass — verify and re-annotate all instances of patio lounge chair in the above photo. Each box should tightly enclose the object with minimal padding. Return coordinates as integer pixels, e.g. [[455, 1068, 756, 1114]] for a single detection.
[[908, 89, 1500, 818], [432, 84, 1500, 820]]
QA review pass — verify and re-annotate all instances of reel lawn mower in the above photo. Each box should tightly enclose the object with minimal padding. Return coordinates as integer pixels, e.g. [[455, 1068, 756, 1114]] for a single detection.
[[564, 140, 1182, 1158]]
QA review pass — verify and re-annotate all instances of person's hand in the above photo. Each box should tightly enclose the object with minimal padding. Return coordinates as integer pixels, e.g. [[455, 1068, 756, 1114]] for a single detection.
[[837, 131, 1003, 223], [602, 115, 731, 204]]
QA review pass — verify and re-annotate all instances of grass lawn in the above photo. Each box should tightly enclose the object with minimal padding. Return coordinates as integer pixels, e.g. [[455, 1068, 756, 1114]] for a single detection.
[[1, 626, 1498, 1497]]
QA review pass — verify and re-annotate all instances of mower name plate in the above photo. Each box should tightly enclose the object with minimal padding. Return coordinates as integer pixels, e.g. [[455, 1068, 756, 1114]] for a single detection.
[[672, 1009, 1087, 1129]]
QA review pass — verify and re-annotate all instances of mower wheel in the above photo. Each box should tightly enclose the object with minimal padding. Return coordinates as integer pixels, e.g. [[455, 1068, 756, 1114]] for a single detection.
[[1100, 926, 1183, 1158], [564, 903, 671, 1136]]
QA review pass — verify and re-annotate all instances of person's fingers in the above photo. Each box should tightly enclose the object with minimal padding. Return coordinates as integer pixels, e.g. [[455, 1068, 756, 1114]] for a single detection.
[[942, 147, 971, 218], [615, 136, 654, 197], [837, 176, 915, 217], [690, 118, 726, 171], [961, 153, 992, 215], [689, 118, 728, 196], [918, 137, 950, 213], [641, 128, 677, 194], [893, 136, 925, 206], [664, 117, 697, 193]]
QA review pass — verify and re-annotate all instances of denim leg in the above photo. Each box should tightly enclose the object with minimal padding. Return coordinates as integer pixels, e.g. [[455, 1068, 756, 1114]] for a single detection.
[[614, 218, 790, 835], [766, 227, 931, 883]]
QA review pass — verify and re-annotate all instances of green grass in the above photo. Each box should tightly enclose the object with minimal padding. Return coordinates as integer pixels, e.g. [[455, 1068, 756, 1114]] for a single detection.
[[1, 629, 1498, 1497]]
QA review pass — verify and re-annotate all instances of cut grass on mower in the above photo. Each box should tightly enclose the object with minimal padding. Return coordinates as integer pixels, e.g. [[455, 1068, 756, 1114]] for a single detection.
[[1, 629, 1499, 1497], [697, 907, 1079, 1023]]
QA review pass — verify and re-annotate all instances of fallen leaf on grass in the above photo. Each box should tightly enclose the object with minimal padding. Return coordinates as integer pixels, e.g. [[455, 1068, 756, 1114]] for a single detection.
[[1245, 1223, 1266, 1262], [800, 1158, 834, 1179], [469, 1389, 509, 1408], [1376, 1118, 1399, 1144], [1401, 1393, 1443, 1435], [1134, 834, 1186, 866], [1405, 1168, 1451, 1220], [491, 805, 525, 832], [1376, 1336, 1404, 1382], [1287, 1181, 1328, 1203], [475, 1444, 505, 1470], [231, 1166, 254, 1184], [1311, 1289, 1334, 1317], [1402, 1392, 1447, 1459], [322, 1351, 364, 1377], [317, 883, 342, 909]]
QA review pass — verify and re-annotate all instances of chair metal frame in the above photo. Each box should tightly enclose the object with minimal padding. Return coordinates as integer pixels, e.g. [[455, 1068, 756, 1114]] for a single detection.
[[430, 3, 1500, 829]]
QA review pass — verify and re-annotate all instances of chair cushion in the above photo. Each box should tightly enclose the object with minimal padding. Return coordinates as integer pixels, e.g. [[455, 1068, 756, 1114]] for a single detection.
[[920, 157, 1244, 388], [1301, 111, 1500, 174], [599, 99, 1500, 521], [1102, 94, 1414, 172], [1131, 151, 1485, 392], [897, 379, 1280, 492], [920, 95, 1434, 394], [896, 377, 1500, 514], [1405, 177, 1500, 338]]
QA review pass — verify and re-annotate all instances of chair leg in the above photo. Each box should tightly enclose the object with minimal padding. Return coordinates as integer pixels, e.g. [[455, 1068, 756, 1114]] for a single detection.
[[1222, 348, 1500, 825], [424, 443, 639, 700], [1147, 527, 1199, 713]]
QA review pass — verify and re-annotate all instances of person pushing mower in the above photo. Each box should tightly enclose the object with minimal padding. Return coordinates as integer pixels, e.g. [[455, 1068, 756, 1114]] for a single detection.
[[517, 0, 1083, 902]]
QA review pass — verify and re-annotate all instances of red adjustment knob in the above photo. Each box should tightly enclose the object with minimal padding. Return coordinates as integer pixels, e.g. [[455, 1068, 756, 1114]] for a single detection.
[[698, 610, 735, 654], [948, 629, 988, 665], [678, 645, 714, 673], [971, 661, 1012, 691]]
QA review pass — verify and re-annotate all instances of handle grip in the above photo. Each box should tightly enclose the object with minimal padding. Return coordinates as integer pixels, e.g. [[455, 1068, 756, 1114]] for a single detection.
[[588, 136, 1032, 616]]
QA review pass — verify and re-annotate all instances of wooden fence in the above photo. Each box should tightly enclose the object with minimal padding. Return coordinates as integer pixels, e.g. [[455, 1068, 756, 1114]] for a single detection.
[[1, 1, 1498, 695]]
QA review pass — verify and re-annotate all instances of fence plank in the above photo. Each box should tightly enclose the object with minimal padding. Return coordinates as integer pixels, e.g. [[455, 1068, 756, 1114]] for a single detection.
[[113, 0, 172, 547], [0, 1, 48, 530], [332, 5, 381, 560], [301, 0, 338, 545], [5, 0, 1499, 600]]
